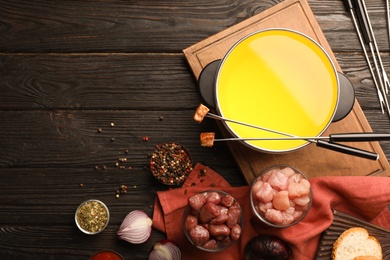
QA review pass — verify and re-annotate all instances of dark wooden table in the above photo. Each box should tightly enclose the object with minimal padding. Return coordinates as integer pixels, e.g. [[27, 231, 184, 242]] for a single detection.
[[1, 0, 390, 259]]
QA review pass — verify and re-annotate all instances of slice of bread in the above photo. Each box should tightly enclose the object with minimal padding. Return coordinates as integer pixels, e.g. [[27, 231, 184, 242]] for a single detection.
[[332, 227, 382, 260]]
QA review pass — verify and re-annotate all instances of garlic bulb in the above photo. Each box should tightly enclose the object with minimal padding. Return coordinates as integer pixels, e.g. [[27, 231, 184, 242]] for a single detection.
[[117, 210, 153, 244]]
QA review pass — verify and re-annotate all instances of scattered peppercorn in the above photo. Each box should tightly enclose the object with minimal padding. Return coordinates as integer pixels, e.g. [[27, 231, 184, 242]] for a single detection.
[[159, 116, 164, 121], [97, 128, 103, 133], [110, 137, 115, 142], [110, 123, 115, 127], [94, 166, 99, 170], [115, 185, 128, 198], [79, 183, 84, 187], [150, 143, 193, 185], [102, 165, 107, 170]]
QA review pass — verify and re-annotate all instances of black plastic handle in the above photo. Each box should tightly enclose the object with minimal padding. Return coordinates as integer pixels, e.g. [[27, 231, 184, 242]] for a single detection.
[[329, 133, 390, 142], [316, 140, 379, 160]]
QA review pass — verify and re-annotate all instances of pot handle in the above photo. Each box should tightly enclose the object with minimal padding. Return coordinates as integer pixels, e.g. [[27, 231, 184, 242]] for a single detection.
[[198, 60, 220, 109], [316, 140, 378, 160]]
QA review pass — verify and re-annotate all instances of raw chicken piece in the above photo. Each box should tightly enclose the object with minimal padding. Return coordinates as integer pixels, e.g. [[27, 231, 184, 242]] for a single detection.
[[280, 167, 296, 177], [293, 210, 304, 220], [260, 171, 272, 182], [288, 173, 303, 183], [288, 178, 310, 199], [283, 206, 295, 215], [293, 196, 311, 206], [272, 191, 290, 211], [257, 201, 273, 213], [264, 209, 283, 224], [281, 210, 295, 225], [267, 170, 289, 191], [253, 181, 274, 203]]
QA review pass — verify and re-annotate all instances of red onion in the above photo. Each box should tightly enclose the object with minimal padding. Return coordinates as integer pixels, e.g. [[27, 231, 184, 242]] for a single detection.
[[149, 240, 181, 260], [117, 210, 153, 244], [244, 235, 291, 260]]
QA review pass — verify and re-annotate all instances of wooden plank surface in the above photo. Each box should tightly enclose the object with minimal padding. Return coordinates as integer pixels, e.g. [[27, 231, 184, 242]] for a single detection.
[[183, 0, 390, 184], [1, 0, 390, 259]]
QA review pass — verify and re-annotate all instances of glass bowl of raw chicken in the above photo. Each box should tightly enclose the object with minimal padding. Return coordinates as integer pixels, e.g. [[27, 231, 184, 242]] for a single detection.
[[250, 165, 312, 228]]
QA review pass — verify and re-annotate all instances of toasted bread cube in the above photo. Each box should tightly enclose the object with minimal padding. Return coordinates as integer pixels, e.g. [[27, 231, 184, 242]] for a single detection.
[[193, 104, 210, 123], [200, 132, 215, 147]]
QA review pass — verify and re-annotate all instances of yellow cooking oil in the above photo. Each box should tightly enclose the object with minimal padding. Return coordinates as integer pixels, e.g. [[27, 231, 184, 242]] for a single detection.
[[216, 29, 338, 152]]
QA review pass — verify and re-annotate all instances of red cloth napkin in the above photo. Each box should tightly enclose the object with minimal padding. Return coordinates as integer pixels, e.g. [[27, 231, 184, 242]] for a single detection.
[[153, 163, 390, 259]]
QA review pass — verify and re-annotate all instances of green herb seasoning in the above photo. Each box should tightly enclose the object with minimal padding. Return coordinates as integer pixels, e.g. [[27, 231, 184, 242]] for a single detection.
[[76, 200, 109, 234], [150, 143, 193, 185]]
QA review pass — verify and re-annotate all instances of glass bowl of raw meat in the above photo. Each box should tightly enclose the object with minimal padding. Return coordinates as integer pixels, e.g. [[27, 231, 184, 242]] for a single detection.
[[250, 165, 312, 228], [182, 190, 243, 252]]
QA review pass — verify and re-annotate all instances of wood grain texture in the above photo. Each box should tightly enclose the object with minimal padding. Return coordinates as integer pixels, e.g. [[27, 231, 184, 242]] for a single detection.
[[0, 54, 199, 109], [0, 0, 388, 53], [0, 0, 390, 259]]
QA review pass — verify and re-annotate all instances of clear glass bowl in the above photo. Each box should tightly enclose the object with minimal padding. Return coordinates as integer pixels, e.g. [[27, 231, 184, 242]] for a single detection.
[[183, 190, 243, 252], [75, 199, 110, 235], [250, 165, 312, 228]]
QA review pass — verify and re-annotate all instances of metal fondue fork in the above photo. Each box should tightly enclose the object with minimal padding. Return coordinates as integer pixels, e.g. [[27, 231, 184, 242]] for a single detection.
[[359, 0, 390, 94], [344, 0, 388, 114], [205, 113, 379, 160]]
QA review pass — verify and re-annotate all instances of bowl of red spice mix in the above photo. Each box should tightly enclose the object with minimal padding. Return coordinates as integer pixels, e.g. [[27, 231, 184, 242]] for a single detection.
[[150, 142, 193, 186]]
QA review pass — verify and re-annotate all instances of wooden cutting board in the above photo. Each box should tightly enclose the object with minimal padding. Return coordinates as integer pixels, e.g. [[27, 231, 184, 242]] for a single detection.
[[183, 0, 390, 184]]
